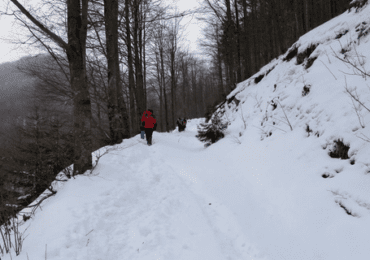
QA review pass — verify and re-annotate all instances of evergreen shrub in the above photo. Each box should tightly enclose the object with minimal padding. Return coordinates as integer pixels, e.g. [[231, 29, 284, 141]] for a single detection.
[[197, 116, 226, 144]]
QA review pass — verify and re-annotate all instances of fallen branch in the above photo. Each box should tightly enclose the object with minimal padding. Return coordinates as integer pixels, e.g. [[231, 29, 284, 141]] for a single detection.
[[267, 124, 287, 133], [252, 125, 268, 136], [346, 75, 366, 128], [85, 229, 94, 236], [350, 96, 365, 128], [331, 46, 370, 79], [344, 84, 370, 113], [25, 192, 56, 216], [231, 135, 242, 144], [271, 116, 290, 127], [356, 133, 370, 142], [273, 98, 293, 131], [253, 94, 263, 109], [240, 105, 247, 130], [319, 60, 337, 80]]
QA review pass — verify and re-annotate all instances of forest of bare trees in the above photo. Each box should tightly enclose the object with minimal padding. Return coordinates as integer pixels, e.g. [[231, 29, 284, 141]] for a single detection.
[[0, 0, 354, 230], [199, 0, 352, 90]]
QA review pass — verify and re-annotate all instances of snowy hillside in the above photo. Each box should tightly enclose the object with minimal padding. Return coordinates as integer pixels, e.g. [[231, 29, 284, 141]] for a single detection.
[[3, 3, 370, 260]]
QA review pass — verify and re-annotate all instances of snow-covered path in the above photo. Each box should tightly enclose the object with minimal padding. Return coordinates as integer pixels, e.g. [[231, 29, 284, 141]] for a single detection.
[[153, 122, 370, 260], [5, 121, 261, 260], [3, 119, 370, 260], [85, 125, 266, 260]]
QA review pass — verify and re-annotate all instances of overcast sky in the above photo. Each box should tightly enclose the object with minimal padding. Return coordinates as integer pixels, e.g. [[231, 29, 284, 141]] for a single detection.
[[0, 0, 205, 64]]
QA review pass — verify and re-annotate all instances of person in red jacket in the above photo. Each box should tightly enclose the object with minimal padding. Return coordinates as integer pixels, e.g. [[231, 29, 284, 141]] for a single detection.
[[141, 109, 157, 145]]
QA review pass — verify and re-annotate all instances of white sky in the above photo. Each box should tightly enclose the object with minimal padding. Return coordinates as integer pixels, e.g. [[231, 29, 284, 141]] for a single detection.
[[0, 0, 206, 64]]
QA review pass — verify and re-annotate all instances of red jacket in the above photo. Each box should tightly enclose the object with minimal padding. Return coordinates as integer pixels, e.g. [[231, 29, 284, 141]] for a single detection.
[[141, 110, 157, 128]]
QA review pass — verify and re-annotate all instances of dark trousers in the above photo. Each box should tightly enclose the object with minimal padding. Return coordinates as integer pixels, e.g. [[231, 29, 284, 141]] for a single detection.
[[178, 124, 185, 132], [145, 128, 154, 144]]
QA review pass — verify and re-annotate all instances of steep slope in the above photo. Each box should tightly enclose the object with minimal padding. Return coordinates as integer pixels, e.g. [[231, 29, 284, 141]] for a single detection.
[[2, 3, 370, 260]]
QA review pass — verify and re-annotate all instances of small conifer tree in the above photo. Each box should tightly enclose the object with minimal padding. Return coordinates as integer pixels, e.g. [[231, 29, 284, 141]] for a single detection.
[[197, 116, 226, 144]]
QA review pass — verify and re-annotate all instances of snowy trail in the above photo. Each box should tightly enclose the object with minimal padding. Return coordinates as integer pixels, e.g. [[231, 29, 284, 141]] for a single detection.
[[6, 126, 262, 260], [148, 131, 266, 260], [151, 124, 370, 260], [4, 120, 370, 260], [69, 140, 254, 260]]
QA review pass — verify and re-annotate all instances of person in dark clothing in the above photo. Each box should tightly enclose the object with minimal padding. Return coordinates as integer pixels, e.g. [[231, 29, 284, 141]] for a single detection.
[[141, 109, 157, 145], [177, 117, 187, 132], [140, 121, 145, 139]]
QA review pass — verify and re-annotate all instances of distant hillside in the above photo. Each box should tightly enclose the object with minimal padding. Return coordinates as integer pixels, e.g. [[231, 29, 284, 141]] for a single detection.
[[0, 56, 39, 152]]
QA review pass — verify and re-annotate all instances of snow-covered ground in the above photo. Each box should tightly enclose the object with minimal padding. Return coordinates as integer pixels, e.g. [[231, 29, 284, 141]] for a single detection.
[[3, 3, 370, 260]]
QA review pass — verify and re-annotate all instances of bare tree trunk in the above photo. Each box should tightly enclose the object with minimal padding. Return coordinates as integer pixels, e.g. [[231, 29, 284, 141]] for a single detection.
[[168, 22, 179, 128], [327, 0, 332, 19], [160, 47, 169, 131], [191, 59, 198, 117], [200, 72, 206, 114], [225, 0, 235, 87], [117, 74, 129, 139], [273, 0, 285, 55], [224, 60, 230, 88], [250, 0, 257, 74], [260, 0, 268, 65], [8, 0, 94, 175], [104, 0, 126, 144], [170, 50, 176, 129], [133, 0, 145, 132], [241, 0, 251, 78], [304, 0, 310, 32], [234, 0, 242, 82], [66, 0, 92, 175], [156, 53, 164, 131], [180, 55, 188, 117], [89, 69, 105, 143], [294, 12, 299, 39], [125, 0, 135, 136], [142, 1, 147, 110], [94, 85, 102, 131], [215, 26, 224, 98], [139, 0, 144, 107]]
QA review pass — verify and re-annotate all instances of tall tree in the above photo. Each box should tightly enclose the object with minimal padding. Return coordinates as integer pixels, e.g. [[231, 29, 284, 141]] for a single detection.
[[133, 0, 145, 131], [166, 15, 182, 129], [190, 57, 198, 117], [225, 0, 235, 89], [160, 39, 169, 131], [179, 51, 189, 117], [234, 0, 242, 82], [124, 0, 137, 136], [9, 0, 93, 175], [104, 0, 129, 144]]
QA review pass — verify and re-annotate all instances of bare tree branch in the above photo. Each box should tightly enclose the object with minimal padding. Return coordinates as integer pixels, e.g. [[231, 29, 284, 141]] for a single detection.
[[9, 0, 69, 51], [273, 98, 293, 131], [344, 84, 370, 113]]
